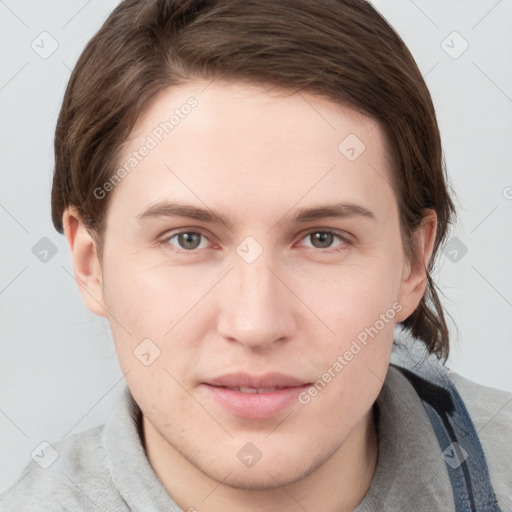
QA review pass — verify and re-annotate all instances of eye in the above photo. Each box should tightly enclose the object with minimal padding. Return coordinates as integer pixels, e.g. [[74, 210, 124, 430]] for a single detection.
[[164, 231, 210, 252], [298, 230, 349, 252]]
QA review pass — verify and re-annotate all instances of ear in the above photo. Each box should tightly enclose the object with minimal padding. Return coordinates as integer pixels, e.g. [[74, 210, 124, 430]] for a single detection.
[[395, 209, 437, 323], [62, 208, 108, 318]]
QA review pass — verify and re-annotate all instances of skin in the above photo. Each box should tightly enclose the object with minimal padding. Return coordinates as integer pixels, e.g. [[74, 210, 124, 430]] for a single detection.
[[63, 80, 436, 512]]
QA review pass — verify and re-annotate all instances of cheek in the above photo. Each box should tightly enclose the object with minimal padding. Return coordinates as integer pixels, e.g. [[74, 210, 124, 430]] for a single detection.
[[298, 253, 403, 333], [299, 300, 395, 430], [101, 255, 211, 376], [102, 254, 182, 329], [293, 250, 401, 389]]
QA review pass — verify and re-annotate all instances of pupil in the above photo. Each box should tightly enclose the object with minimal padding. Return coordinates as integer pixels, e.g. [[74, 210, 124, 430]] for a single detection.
[[312, 232, 333, 248]]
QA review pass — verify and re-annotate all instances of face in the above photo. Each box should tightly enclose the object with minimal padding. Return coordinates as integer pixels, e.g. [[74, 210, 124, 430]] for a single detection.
[[69, 80, 432, 490]]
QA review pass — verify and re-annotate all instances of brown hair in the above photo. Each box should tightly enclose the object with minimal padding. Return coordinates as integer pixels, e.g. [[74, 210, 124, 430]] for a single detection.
[[51, 0, 457, 361]]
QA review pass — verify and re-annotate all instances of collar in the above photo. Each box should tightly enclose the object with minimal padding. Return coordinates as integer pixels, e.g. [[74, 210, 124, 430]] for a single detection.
[[354, 364, 454, 511], [102, 385, 181, 511]]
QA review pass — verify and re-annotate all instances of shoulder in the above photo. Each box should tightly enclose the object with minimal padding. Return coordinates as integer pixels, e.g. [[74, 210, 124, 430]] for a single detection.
[[0, 425, 128, 512], [447, 369, 512, 510]]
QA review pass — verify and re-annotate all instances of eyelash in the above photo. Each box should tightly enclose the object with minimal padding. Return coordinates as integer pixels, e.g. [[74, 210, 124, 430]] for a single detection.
[[160, 229, 351, 255]]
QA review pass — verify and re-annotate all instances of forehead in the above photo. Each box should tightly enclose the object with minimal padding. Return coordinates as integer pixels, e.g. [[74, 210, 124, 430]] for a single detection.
[[109, 80, 397, 227]]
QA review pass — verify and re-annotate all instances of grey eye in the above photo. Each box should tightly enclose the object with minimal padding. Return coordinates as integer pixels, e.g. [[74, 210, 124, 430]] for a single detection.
[[169, 232, 204, 250], [309, 232, 335, 249]]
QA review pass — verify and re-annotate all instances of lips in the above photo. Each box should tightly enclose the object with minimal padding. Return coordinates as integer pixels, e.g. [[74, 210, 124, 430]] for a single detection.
[[201, 372, 311, 419], [205, 372, 309, 389]]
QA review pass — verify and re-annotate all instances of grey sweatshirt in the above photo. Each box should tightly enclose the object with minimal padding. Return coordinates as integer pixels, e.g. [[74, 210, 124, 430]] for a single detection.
[[1, 363, 511, 511]]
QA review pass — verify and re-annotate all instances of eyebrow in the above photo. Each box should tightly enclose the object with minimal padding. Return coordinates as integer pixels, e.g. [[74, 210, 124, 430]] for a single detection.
[[135, 200, 376, 230]]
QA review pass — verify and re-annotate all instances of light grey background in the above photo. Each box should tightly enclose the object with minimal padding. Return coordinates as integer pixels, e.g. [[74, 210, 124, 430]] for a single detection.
[[1, 0, 511, 496]]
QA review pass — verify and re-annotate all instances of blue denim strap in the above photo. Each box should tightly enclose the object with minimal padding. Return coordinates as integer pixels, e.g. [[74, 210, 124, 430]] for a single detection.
[[391, 361, 502, 512]]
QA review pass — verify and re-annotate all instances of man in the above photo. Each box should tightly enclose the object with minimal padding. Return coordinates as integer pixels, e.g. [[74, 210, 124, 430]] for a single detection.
[[1, 1, 510, 510]]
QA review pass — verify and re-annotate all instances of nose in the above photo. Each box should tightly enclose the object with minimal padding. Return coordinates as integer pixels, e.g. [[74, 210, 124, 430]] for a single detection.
[[216, 252, 297, 351]]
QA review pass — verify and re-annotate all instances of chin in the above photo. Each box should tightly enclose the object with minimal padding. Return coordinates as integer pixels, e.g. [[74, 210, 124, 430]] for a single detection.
[[211, 462, 313, 491], [191, 441, 334, 491]]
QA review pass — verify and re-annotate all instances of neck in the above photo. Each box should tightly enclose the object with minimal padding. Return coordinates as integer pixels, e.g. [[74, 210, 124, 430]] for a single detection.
[[143, 405, 378, 512]]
